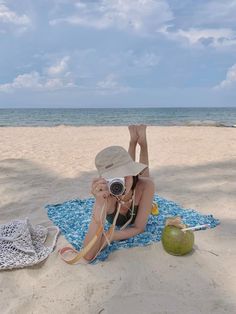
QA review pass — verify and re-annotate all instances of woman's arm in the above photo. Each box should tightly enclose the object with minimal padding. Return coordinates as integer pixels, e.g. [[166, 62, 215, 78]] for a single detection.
[[83, 201, 107, 261], [111, 226, 144, 241], [83, 178, 111, 261]]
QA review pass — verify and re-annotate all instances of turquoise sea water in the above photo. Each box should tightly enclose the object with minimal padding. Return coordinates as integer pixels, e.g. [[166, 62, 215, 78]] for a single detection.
[[0, 107, 236, 127]]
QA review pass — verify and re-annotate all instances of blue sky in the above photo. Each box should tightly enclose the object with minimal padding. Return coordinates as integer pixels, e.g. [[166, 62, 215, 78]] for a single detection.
[[0, 0, 236, 108]]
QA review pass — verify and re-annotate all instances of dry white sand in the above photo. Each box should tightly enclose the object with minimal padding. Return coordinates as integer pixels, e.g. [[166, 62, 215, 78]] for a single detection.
[[0, 126, 236, 314]]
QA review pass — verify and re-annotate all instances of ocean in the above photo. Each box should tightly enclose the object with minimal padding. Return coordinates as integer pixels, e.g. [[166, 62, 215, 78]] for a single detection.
[[0, 107, 236, 127]]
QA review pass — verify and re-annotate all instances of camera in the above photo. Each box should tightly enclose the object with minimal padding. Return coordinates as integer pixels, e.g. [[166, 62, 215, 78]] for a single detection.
[[106, 177, 125, 196]]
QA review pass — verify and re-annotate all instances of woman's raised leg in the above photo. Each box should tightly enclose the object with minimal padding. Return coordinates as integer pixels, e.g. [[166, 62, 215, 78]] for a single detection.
[[128, 125, 138, 161], [137, 124, 149, 177]]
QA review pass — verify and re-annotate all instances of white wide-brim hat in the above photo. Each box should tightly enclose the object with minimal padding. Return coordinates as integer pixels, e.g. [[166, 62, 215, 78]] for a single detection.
[[95, 146, 147, 178]]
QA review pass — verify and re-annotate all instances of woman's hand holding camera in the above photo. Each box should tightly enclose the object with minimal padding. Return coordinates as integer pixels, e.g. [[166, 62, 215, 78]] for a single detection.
[[91, 178, 110, 203], [91, 178, 110, 224]]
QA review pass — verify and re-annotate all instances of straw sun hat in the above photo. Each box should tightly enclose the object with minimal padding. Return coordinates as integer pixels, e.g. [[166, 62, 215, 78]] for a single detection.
[[95, 146, 147, 178]]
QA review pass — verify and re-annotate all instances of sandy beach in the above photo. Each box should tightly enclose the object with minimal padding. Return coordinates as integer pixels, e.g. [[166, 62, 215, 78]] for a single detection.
[[0, 126, 236, 314]]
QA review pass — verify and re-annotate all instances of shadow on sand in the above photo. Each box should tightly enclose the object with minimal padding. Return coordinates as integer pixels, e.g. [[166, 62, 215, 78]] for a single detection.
[[0, 157, 235, 219]]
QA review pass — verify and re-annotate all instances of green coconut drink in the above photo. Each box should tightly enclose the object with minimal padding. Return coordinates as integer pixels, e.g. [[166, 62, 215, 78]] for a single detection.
[[161, 225, 194, 256]]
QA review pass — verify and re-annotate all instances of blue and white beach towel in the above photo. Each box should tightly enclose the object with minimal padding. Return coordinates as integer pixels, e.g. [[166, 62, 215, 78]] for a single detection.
[[46, 194, 220, 262]]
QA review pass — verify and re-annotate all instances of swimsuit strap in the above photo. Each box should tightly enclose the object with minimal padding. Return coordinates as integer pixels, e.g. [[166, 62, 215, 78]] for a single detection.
[[120, 189, 136, 230]]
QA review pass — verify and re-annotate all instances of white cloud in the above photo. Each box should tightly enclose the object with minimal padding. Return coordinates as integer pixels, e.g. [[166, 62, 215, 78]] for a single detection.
[[46, 56, 70, 76], [50, 0, 173, 35], [97, 74, 119, 89], [0, 72, 41, 92], [0, 3, 31, 29], [159, 25, 236, 49], [132, 52, 160, 67], [96, 73, 129, 94], [214, 64, 236, 89], [0, 57, 75, 92]]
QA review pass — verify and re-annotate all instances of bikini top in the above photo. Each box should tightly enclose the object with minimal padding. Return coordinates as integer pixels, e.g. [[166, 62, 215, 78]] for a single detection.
[[106, 201, 139, 226]]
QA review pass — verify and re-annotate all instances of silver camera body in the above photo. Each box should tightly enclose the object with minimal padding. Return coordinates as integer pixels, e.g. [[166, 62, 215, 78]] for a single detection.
[[106, 177, 125, 196]]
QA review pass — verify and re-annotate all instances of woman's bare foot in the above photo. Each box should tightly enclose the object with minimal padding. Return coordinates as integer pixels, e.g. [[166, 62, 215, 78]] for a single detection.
[[136, 124, 147, 147], [128, 125, 138, 144]]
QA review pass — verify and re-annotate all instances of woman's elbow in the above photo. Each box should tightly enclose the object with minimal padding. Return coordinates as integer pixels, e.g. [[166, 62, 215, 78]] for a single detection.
[[83, 252, 95, 262], [135, 226, 145, 234]]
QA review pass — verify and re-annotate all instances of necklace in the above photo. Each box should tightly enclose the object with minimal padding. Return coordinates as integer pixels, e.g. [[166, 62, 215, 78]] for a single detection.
[[118, 192, 134, 209], [119, 198, 132, 206], [120, 190, 133, 203]]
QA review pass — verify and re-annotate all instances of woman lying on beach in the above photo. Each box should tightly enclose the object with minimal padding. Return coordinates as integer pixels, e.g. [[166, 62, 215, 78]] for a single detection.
[[83, 125, 155, 261]]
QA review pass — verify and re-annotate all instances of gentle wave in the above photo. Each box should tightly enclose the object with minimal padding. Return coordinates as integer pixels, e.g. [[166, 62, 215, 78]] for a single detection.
[[0, 108, 236, 127], [186, 120, 236, 127]]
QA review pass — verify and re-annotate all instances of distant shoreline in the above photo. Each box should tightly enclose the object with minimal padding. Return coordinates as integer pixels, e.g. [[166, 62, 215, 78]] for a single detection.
[[0, 124, 236, 128]]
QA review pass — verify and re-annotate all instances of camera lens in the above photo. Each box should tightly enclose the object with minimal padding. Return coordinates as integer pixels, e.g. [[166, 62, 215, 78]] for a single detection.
[[110, 181, 124, 196]]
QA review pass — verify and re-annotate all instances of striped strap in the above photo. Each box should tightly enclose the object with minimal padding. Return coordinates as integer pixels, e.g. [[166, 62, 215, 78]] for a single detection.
[[58, 224, 103, 264], [120, 190, 136, 230]]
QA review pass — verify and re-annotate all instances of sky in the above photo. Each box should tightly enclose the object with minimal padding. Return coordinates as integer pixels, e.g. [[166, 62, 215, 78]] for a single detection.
[[0, 0, 236, 108]]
